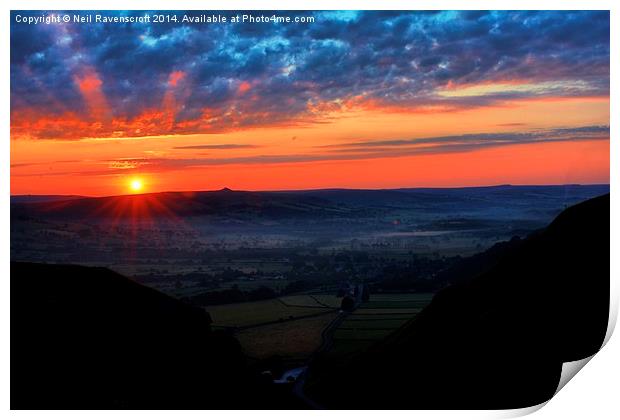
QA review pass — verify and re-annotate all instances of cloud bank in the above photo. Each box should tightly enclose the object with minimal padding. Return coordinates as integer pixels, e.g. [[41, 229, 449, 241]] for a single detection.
[[11, 10, 609, 140]]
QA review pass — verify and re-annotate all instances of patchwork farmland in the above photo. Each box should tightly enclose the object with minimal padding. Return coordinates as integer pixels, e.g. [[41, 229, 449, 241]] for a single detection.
[[204, 292, 434, 364], [327, 293, 434, 357]]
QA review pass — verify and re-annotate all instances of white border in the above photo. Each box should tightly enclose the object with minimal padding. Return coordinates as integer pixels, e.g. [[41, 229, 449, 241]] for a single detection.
[[2, 1, 618, 418]]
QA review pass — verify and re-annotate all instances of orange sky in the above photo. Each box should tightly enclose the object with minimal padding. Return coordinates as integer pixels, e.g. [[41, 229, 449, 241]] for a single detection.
[[10, 10, 610, 196], [10, 95, 610, 196]]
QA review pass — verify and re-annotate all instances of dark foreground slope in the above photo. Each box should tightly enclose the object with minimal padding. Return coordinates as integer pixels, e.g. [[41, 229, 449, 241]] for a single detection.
[[310, 194, 610, 409], [11, 263, 293, 409]]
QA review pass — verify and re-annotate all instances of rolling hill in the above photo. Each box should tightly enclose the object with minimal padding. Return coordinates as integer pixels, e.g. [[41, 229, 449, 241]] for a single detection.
[[10, 184, 609, 223], [10, 187, 355, 221]]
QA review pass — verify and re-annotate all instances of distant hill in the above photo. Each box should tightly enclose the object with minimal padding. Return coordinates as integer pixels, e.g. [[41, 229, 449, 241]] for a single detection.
[[10, 194, 85, 204], [9, 184, 609, 222], [10, 188, 354, 221], [309, 194, 610, 409], [10, 262, 297, 408], [294, 184, 610, 217]]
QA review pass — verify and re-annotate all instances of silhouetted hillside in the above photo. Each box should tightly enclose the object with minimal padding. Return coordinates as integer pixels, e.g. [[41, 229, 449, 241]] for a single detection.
[[11, 262, 295, 409], [10, 195, 85, 204], [10, 188, 354, 221], [434, 235, 525, 287], [309, 194, 610, 409]]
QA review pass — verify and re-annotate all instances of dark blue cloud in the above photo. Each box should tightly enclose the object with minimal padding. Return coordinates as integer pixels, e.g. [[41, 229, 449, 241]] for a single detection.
[[10, 10, 610, 139], [322, 125, 610, 152]]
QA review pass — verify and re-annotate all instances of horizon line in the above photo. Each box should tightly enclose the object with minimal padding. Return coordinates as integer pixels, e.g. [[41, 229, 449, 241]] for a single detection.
[[10, 182, 611, 199]]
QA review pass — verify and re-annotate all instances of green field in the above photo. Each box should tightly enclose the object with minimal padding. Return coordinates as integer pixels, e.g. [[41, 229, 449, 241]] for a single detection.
[[205, 292, 433, 362], [311, 295, 342, 308], [279, 294, 341, 308], [205, 297, 335, 328], [236, 312, 338, 360], [279, 295, 324, 307], [327, 293, 433, 357], [206, 295, 342, 360]]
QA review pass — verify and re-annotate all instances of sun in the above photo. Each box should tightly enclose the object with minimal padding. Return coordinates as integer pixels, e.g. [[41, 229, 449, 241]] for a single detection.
[[128, 178, 144, 193]]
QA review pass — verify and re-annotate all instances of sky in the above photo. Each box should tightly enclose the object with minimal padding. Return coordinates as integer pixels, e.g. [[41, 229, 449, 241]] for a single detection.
[[10, 10, 610, 196]]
